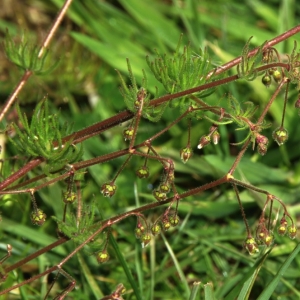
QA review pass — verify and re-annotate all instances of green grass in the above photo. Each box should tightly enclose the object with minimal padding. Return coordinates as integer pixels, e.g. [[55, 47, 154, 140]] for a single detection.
[[0, 0, 300, 299]]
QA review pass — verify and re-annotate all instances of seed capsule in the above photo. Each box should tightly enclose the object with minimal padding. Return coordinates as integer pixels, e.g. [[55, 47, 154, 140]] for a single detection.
[[101, 182, 117, 197], [287, 225, 297, 239], [96, 251, 110, 263], [197, 135, 211, 149], [123, 127, 134, 141], [272, 70, 282, 83], [180, 147, 192, 163], [31, 209, 46, 226], [272, 127, 288, 146], [141, 233, 151, 248], [136, 166, 149, 179], [262, 74, 272, 87], [151, 224, 162, 236], [244, 237, 259, 255]]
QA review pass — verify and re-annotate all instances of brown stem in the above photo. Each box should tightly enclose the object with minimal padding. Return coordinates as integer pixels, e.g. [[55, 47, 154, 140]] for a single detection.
[[206, 25, 300, 78]]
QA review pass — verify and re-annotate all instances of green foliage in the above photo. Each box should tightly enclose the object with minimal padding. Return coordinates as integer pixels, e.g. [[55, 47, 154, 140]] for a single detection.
[[146, 37, 213, 104], [8, 99, 83, 172], [1, 1, 300, 300], [4, 31, 59, 75]]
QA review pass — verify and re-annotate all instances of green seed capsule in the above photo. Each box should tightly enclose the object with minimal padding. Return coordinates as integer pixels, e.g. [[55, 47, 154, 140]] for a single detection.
[[262, 74, 272, 87]]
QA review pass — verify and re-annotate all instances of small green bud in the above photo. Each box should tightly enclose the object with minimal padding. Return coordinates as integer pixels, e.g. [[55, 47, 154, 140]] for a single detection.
[[135, 225, 145, 239], [159, 183, 170, 193], [31, 209, 46, 226], [96, 251, 110, 263], [272, 70, 282, 83], [262, 74, 272, 87], [263, 232, 274, 247], [136, 166, 149, 179], [180, 147, 192, 163], [287, 225, 297, 239], [151, 224, 161, 236], [141, 233, 151, 248], [63, 191, 77, 204], [153, 189, 167, 201], [101, 182, 117, 198], [169, 215, 180, 227], [162, 220, 171, 231], [123, 127, 134, 141], [272, 127, 288, 146]]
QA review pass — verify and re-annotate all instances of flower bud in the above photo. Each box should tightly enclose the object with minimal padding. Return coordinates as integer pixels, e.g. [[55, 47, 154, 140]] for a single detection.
[[212, 131, 220, 145], [134, 88, 147, 110], [159, 183, 170, 193], [169, 215, 180, 227], [63, 191, 77, 204], [151, 224, 161, 236], [123, 127, 134, 141], [153, 189, 167, 201], [257, 143, 267, 156], [136, 166, 149, 179], [96, 251, 110, 263], [255, 133, 268, 145], [135, 224, 145, 239], [272, 69, 282, 83], [180, 147, 192, 163], [263, 232, 274, 247], [162, 220, 171, 231], [141, 233, 151, 248], [287, 225, 297, 239], [101, 182, 117, 197], [272, 127, 288, 146], [277, 217, 288, 236], [244, 237, 259, 255], [262, 74, 272, 87], [31, 209, 46, 226], [197, 135, 211, 149]]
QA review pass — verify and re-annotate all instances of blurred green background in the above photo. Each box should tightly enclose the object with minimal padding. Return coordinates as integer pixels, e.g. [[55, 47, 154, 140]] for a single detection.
[[0, 0, 300, 299]]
